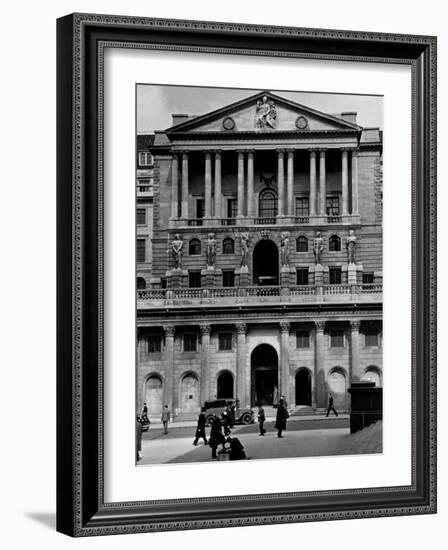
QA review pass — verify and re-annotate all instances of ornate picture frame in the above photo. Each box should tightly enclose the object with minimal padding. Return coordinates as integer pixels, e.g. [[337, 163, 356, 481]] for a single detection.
[[56, 13, 436, 536]]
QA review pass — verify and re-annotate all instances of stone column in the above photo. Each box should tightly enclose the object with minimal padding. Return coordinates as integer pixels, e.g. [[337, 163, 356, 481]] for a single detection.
[[319, 150, 327, 216], [280, 322, 291, 405], [350, 320, 361, 384], [314, 321, 326, 409], [204, 152, 212, 220], [171, 154, 179, 219], [237, 151, 245, 220], [236, 323, 248, 407], [342, 149, 349, 216], [214, 151, 222, 219], [287, 150, 294, 217], [200, 324, 211, 403], [181, 152, 189, 219], [309, 150, 317, 216], [277, 150, 285, 217], [351, 150, 359, 215], [163, 325, 175, 412], [247, 151, 254, 218]]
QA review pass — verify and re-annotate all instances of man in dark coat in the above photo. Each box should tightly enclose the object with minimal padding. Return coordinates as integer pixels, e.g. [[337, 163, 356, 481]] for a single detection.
[[275, 398, 289, 438], [257, 403, 266, 435], [225, 436, 246, 460], [209, 416, 225, 459], [193, 407, 208, 445], [136, 418, 143, 462], [326, 393, 338, 417]]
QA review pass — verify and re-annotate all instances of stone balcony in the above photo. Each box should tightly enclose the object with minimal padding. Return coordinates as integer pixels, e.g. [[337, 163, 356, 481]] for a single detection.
[[137, 283, 382, 309]]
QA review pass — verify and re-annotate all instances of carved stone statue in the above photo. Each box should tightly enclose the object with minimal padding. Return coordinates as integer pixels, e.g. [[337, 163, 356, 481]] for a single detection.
[[171, 234, 183, 269], [205, 232, 217, 268], [313, 231, 324, 265], [280, 231, 290, 266], [240, 232, 250, 268], [255, 95, 277, 130], [346, 229, 357, 264]]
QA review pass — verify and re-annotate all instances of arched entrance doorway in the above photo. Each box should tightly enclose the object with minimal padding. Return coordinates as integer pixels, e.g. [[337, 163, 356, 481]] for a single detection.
[[252, 239, 279, 286], [145, 374, 163, 416], [251, 344, 278, 406], [295, 368, 312, 406], [327, 367, 348, 410], [217, 370, 234, 399], [362, 366, 382, 387], [180, 372, 200, 413]]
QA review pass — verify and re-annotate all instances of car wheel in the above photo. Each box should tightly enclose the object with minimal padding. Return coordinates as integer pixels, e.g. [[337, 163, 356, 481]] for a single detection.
[[241, 413, 252, 425]]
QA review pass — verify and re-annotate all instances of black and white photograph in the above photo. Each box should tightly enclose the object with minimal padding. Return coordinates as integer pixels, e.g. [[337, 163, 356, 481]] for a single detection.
[[135, 85, 383, 465]]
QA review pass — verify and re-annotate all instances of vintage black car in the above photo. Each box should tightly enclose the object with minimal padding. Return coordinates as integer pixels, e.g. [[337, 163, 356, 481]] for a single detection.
[[203, 399, 254, 426]]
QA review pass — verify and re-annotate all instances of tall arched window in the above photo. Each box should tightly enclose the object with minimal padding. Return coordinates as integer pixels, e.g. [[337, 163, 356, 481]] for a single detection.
[[189, 238, 201, 255], [329, 234, 341, 251], [296, 236, 308, 252], [258, 188, 278, 219], [222, 237, 235, 254], [137, 277, 146, 289]]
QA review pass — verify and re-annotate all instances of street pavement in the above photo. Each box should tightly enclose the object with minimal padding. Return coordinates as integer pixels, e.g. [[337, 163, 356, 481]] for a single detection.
[[138, 416, 355, 465]]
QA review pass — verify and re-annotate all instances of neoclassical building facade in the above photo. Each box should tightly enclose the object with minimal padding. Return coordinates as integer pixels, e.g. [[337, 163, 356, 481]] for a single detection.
[[136, 90, 383, 418]]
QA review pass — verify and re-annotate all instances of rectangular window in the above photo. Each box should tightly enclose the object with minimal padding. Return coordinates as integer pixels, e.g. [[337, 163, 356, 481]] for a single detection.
[[219, 333, 233, 351], [137, 178, 152, 193], [296, 268, 309, 285], [227, 198, 237, 219], [222, 270, 235, 287], [136, 239, 146, 263], [183, 333, 197, 352], [136, 208, 146, 225], [147, 335, 162, 353], [330, 329, 345, 347], [296, 330, 310, 348], [196, 198, 205, 219], [363, 272, 374, 284], [329, 267, 342, 284], [188, 270, 201, 288], [365, 330, 379, 347], [295, 197, 309, 217], [326, 196, 340, 216], [138, 151, 153, 166]]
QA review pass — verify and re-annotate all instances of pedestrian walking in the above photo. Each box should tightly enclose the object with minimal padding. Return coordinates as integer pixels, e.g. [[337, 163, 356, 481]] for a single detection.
[[193, 407, 208, 445], [226, 403, 235, 428], [275, 398, 289, 438], [136, 418, 143, 462], [257, 403, 266, 435], [225, 436, 246, 460], [325, 393, 338, 417], [209, 416, 225, 459], [161, 405, 171, 434], [221, 410, 231, 436]]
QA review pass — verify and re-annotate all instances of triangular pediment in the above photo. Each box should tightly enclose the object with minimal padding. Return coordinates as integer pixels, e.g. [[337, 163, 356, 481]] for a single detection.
[[165, 91, 361, 134]]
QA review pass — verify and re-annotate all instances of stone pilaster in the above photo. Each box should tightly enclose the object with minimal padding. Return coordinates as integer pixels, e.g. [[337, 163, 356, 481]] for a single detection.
[[277, 150, 285, 218], [163, 325, 175, 413], [236, 323, 248, 407], [204, 152, 212, 221], [280, 322, 291, 405], [170, 154, 179, 220], [247, 151, 254, 218], [315, 320, 326, 408], [350, 320, 361, 384], [341, 149, 349, 216], [309, 149, 317, 217], [319, 149, 327, 217], [181, 152, 189, 219], [287, 150, 294, 217], [214, 151, 222, 219], [237, 150, 245, 221], [351, 149, 359, 216], [200, 324, 211, 404]]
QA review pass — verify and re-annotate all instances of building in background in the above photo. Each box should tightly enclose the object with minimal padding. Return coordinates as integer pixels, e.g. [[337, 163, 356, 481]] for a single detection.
[[136, 90, 383, 419]]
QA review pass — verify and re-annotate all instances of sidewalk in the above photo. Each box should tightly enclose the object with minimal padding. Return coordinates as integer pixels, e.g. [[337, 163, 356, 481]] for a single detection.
[[146, 413, 348, 429]]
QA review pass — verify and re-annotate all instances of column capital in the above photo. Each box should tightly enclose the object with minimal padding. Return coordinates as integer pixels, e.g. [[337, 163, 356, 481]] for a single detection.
[[203, 151, 212, 158], [286, 149, 295, 155], [178, 149, 189, 156], [280, 321, 291, 334], [236, 322, 247, 335], [236, 149, 246, 156], [350, 319, 361, 331], [171, 152, 179, 159], [341, 147, 353, 153], [276, 148, 286, 156], [200, 323, 212, 335], [164, 325, 175, 337], [315, 320, 326, 332], [319, 148, 327, 156], [212, 149, 223, 156], [309, 148, 317, 157], [351, 148, 359, 156]]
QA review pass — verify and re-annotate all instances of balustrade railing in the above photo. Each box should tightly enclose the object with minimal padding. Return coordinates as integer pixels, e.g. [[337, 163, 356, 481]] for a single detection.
[[327, 215, 342, 223], [323, 284, 351, 295], [187, 218, 203, 226], [295, 216, 310, 224], [254, 217, 277, 225], [220, 218, 236, 226]]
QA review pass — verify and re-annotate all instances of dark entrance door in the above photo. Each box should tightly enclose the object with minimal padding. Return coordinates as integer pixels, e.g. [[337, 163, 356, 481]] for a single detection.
[[295, 368, 312, 406], [252, 239, 279, 286], [251, 344, 278, 406], [217, 371, 234, 399]]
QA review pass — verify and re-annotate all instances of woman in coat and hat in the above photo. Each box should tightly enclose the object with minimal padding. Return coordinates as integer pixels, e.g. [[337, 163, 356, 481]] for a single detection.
[[275, 398, 289, 438]]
